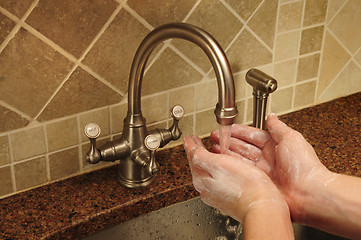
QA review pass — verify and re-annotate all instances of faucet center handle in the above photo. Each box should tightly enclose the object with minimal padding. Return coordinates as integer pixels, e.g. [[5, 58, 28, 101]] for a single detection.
[[84, 123, 101, 139], [144, 135, 160, 151]]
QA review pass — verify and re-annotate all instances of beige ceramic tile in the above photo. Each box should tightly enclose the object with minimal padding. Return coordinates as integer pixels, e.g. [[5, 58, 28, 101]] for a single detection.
[[233, 71, 247, 101], [46, 117, 78, 152], [0, 0, 33, 18], [0, 166, 13, 196], [26, 0, 117, 58], [318, 61, 361, 102], [0, 105, 29, 133], [294, 81, 316, 107], [79, 108, 110, 142], [223, 0, 262, 21], [14, 156, 47, 191], [274, 30, 300, 61], [111, 103, 128, 134], [82, 9, 149, 92], [300, 26, 324, 54], [141, 94, 168, 125], [142, 48, 203, 96], [297, 53, 320, 82], [0, 13, 15, 45], [0, 28, 73, 117], [328, 0, 361, 54], [10, 126, 46, 161], [327, 0, 347, 23], [355, 49, 361, 66], [277, 1, 303, 32], [246, 97, 253, 123], [248, 0, 278, 48], [318, 31, 350, 97], [303, 0, 328, 27], [49, 147, 79, 181], [196, 80, 218, 111], [234, 100, 245, 124], [169, 86, 195, 115], [38, 67, 122, 122], [0, 135, 10, 166], [271, 87, 293, 113], [195, 109, 219, 137], [273, 59, 297, 87], [226, 29, 273, 73], [127, 0, 196, 28]]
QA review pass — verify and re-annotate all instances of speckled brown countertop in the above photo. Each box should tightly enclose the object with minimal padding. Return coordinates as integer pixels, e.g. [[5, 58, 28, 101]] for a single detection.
[[1, 92, 360, 240]]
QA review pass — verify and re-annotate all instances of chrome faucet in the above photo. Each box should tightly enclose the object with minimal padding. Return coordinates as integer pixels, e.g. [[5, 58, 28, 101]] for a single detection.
[[84, 23, 238, 188]]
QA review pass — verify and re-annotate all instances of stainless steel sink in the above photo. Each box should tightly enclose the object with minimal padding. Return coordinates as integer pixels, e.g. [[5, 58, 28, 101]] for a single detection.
[[84, 197, 348, 240]]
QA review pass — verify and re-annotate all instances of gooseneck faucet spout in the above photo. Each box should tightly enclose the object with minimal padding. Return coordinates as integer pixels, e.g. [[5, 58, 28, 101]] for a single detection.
[[84, 23, 238, 188]]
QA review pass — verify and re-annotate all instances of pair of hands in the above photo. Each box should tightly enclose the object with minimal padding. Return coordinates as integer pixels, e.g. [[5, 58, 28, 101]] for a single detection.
[[183, 114, 333, 224]]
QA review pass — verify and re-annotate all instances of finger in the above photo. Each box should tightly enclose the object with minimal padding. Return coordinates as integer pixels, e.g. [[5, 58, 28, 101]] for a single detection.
[[266, 113, 293, 143], [212, 144, 256, 165]]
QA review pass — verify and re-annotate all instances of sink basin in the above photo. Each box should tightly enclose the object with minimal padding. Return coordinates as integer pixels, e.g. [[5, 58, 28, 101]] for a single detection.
[[84, 197, 348, 240]]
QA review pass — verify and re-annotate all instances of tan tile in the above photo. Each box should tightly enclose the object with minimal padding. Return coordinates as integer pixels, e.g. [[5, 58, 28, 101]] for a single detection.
[[0, 166, 13, 196], [271, 87, 293, 113], [234, 100, 245, 124], [196, 80, 218, 111], [111, 103, 128, 134], [0, 0, 33, 18], [274, 30, 300, 61], [318, 61, 361, 102], [248, 0, 278, 48], [142, 94, 168, 125], [327, 0, 347, 23], [46, 117, 78, 151], [127, 0, 196, 28], [147, 121, 168, 133], [294, 81, 316, 107], [10, 126, 46, 161], [82, 9, 149, 92], [233, 71, 247, 101], [0, 28, 73, 117], [303, 0, 328, 26], [226, 29, 273, 73], [195, 109, 219, 137], [273, 59, 297, 87], [0, 105, 29, 132], [246, 97, 253, 123], [168, 114, 194, 146], [300, 26, 324, 54], [49, 147, 79, 181], [355, 49, 361, 66], [26, 0, 117, 58], [297, 53, 320, 82], [79, 108, 110, 142], [277, 1, 303, 32], [37, 67, 122, 121], [169, 86, 195, 115], [318, 31, 350, 97], [142, 47, 203, 95], [0, 135, 11, 166], [0, 12, 15, 45], [328, 0, 361, 54], [223, 0, 262, 21], [14, 156, 47, 191]]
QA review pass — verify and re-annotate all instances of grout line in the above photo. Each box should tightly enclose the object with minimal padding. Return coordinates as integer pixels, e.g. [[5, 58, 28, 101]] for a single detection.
[[42, 125, 51, 181], [272, 0, 282, 62], [121, 2, 154, 31], [325, 0, 349, 26], [76, 115, 84, 171], [182, 0, 201, 22], [7, 134, 16, 193], [0, 100, 33, 121]]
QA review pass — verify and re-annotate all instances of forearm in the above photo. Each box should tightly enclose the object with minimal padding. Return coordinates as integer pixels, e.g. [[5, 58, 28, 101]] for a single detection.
[[243, 201, 294, 240], [300, 173, 361, 239]]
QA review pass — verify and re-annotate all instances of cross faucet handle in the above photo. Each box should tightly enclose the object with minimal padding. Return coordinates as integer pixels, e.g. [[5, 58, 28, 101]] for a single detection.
[[144, 135, 161, 175], [169, 105, 184, 140], [84, 123, 102, 164]]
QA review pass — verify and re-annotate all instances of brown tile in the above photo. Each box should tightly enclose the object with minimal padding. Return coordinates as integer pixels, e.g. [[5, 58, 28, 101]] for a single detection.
[[273, 59, 297, 87], [355, 49, 361, 66], [0, 28, 73, 117], [0, 0, 33, 18], [10, 126, 46, 161], [233, 71, 247, 101], [303, 0, 328, 26], [248, 0, 278, 48], [0, 166, 13, 196], [46, 117, 78, 152], [26, 0, 117, 58], [37, 67, 122, 121], [235, 100, 245, 124], [297, 53, 320, 82], [294, 81, 316, 107], [0, 12, 15, 45], [226, 29, 273, 73], [127, 0, 196, 28], [328, 0, 361, 54], [14, 156, 47, 191], [49, 147, 79, 181], [224, 0, 262, 21], [274, 30, 300, 61], [196, 80, 218, 111], [327, 0, 347, 23], [79, 108, 110, 142], [141, 94, 168, 125], [111, 103, 127, 134], [0, 105, 29, 132], [0, 135, 10, 166], [195, 109, 219, 137], [141, 47, 203, 95], [169, 86, 195, 115], [277, 1, 303, 32], [271, 87, 293, 113], [300, 26, 324, 54], [82, 9, 150, 92], [246, 97, 253, 123]]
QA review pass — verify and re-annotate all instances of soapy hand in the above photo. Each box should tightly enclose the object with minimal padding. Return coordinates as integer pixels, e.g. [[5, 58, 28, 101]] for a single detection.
[[183, 135, 288, 223], [210, 114, 336, 222]]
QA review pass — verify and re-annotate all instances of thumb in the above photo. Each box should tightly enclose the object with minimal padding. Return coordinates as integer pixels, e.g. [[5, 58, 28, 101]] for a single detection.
[[266, 113, 292, 143]]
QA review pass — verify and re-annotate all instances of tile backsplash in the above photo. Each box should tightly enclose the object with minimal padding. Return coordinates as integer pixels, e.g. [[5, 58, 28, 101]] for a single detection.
[[0, 0, 360, 198]]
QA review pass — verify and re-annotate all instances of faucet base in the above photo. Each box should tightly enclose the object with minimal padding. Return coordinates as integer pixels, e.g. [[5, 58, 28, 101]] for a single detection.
[[117, 173, 156, 188]]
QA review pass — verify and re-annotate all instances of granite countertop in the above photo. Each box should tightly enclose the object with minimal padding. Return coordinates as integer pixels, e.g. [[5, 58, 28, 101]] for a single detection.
[[1, 92, 360, 239]]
